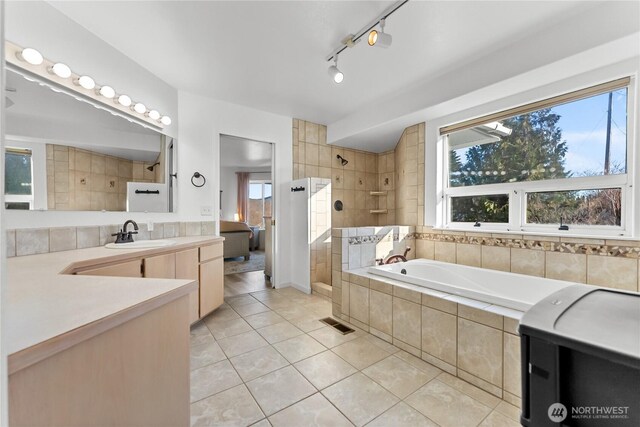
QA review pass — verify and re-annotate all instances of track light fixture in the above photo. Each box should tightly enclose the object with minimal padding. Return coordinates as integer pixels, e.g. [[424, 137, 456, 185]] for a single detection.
[[324, 0, 407, 83], [328, 56, 344, 84], [368, 19, 392, 48]]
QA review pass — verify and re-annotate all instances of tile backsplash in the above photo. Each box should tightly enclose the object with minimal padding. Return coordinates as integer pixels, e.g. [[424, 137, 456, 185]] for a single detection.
[[6, 221, 216, 257]]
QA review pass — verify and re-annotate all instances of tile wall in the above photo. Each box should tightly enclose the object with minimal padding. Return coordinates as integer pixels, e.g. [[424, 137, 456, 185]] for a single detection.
[[6, 221, 216, 258], [46, 144, 162, 211], [394, 124, 425, 227], [414, 226, 640, 292]]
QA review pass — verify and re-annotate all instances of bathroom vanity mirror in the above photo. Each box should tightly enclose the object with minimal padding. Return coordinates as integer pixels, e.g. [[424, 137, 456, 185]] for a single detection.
[[4, 67, 175, 212]]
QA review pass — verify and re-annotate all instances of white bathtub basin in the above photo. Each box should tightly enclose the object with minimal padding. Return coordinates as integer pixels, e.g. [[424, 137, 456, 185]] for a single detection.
[[105, 239, 177, 249], [368, 259, 574, 311]]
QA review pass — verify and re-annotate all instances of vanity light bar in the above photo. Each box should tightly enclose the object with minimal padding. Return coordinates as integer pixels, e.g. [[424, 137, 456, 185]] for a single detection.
[[5, 41, 172, 128]]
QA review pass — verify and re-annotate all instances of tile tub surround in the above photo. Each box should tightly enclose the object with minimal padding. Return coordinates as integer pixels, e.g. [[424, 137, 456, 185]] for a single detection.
[[7, 221, 215, 257], [414, 226, 640, 292], [332, 267, 523, 403], [190, 286, 521, 427]]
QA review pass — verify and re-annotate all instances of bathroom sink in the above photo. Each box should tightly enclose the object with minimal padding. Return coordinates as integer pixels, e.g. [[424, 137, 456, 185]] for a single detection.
[[105, 239, 177, 249]]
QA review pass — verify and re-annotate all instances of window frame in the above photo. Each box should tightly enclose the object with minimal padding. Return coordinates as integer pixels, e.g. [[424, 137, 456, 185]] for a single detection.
[[440, 77, 636, 238], [248, 179, 272, 228]]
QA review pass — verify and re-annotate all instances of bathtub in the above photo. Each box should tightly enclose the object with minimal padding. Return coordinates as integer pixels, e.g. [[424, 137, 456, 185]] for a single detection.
[[368, 259, 573, 311]]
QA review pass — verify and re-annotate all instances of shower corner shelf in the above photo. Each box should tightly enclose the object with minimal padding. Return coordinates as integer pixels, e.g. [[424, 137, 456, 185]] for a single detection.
[[369, 209, 388, 214], [369, 191, 387, 196]]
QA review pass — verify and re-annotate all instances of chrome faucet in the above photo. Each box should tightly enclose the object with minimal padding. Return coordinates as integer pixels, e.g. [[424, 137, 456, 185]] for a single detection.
[[112, 220, 139, 244]]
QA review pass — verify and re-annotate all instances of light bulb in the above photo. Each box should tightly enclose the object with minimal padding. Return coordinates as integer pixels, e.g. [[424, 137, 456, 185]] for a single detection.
[[328, 58, 343, 84], [148, 110, 160, 120], [160, 116, 172, 126], [133, 103, 146, 114], [99, 85, 115, 99], [76, 75, 95, 90], [50, 63, 72, 78], [19, 48, 43, 65], [117, 94, 132, 107]]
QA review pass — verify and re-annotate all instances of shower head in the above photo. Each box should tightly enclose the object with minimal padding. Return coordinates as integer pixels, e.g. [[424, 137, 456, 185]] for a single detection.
[[336, 154, 348, 166], [146, 162, 160, 171]]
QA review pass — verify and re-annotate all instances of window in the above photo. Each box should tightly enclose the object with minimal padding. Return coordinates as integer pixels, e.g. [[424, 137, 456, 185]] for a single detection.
[[442, 77, 633, 236], [248, 180, 272, 227], [5, 147, 34, 209]]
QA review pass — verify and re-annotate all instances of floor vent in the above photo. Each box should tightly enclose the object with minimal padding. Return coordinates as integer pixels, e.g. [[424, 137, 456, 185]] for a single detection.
[[320, 317, 355, 335]]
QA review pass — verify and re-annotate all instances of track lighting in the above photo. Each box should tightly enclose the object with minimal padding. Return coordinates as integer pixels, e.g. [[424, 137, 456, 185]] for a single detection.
[[328, 56, 344, 84], [368, 19, 392, 48], [18, 47, 43, 65], [75, 75, 96, 90], [49, 63, 72, 78], [324, 1, 406, 82]]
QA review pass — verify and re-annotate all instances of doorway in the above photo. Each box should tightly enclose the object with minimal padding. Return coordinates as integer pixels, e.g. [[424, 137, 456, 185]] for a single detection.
[[219, 134, 275, 297]]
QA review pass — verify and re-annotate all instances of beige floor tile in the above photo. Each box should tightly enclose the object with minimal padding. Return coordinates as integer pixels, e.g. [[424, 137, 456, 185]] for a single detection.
[[246, 366, 316, 416], [190, 359, 243, 403], [393, 351, 442, 379], [308, 326, 361, 348], [230, 346, 290, 382], [289, 315, 327, 332], [405, 380, 492, 427], [203, 304, 240, 323], [494, 401, 520, 421], [235, 301, 271, 317], [478, 411, 520, 427], [257, 322, 304, 344], [249, 289, 277, 300], [437, 372, 500, 408], [268, 393, 353, 427], [244, 311, 287, 329], [190, 341, 226, 370], [363, 334, 400, 354], [367, 402, 438, 427], [276, 287, 308, 297], [205, 317, 253, 340], [362, 355, 433, 399], [217, 330, 269, 358], [332, 337, 391, 370], [273, 334, 326, 363], [190, 322, 215, 347], [226, 294, 259, 307], [250, 419, 272, 427], [275, 304, 314, 320], [190, 384, 264, 427], [322, 373, 399, 426], [294, 350, 358, 390]]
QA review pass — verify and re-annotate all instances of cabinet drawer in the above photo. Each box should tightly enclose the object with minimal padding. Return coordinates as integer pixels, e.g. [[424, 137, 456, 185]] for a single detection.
[[77, 260, 143, 277], [200, 244, 223, 262]]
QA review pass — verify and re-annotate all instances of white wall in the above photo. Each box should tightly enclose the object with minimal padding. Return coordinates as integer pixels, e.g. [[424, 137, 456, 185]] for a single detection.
[[178, 91, 292, 286], [220, 167, 271, 221]]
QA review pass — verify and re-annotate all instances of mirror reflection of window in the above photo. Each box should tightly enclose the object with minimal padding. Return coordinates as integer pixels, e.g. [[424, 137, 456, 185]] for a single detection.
[[5, 147, 33, 210]]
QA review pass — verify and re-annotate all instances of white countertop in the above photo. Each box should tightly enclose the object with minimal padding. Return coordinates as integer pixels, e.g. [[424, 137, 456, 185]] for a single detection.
[[6, 236, 223, 373]]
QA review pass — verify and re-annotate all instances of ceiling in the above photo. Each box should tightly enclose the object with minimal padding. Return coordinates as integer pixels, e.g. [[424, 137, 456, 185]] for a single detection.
[[220, 135, 272, 168], [46, 1, 611, 150]]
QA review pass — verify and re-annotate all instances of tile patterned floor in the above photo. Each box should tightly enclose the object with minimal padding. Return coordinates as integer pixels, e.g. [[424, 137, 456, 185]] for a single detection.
[[190, 287, 521, 427]]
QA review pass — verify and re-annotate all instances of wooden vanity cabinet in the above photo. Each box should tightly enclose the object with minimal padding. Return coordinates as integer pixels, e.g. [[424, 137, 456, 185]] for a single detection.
[[175, 249, 200, 324], [199, 243, 224, 317], [143, 253, 176, 279]]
